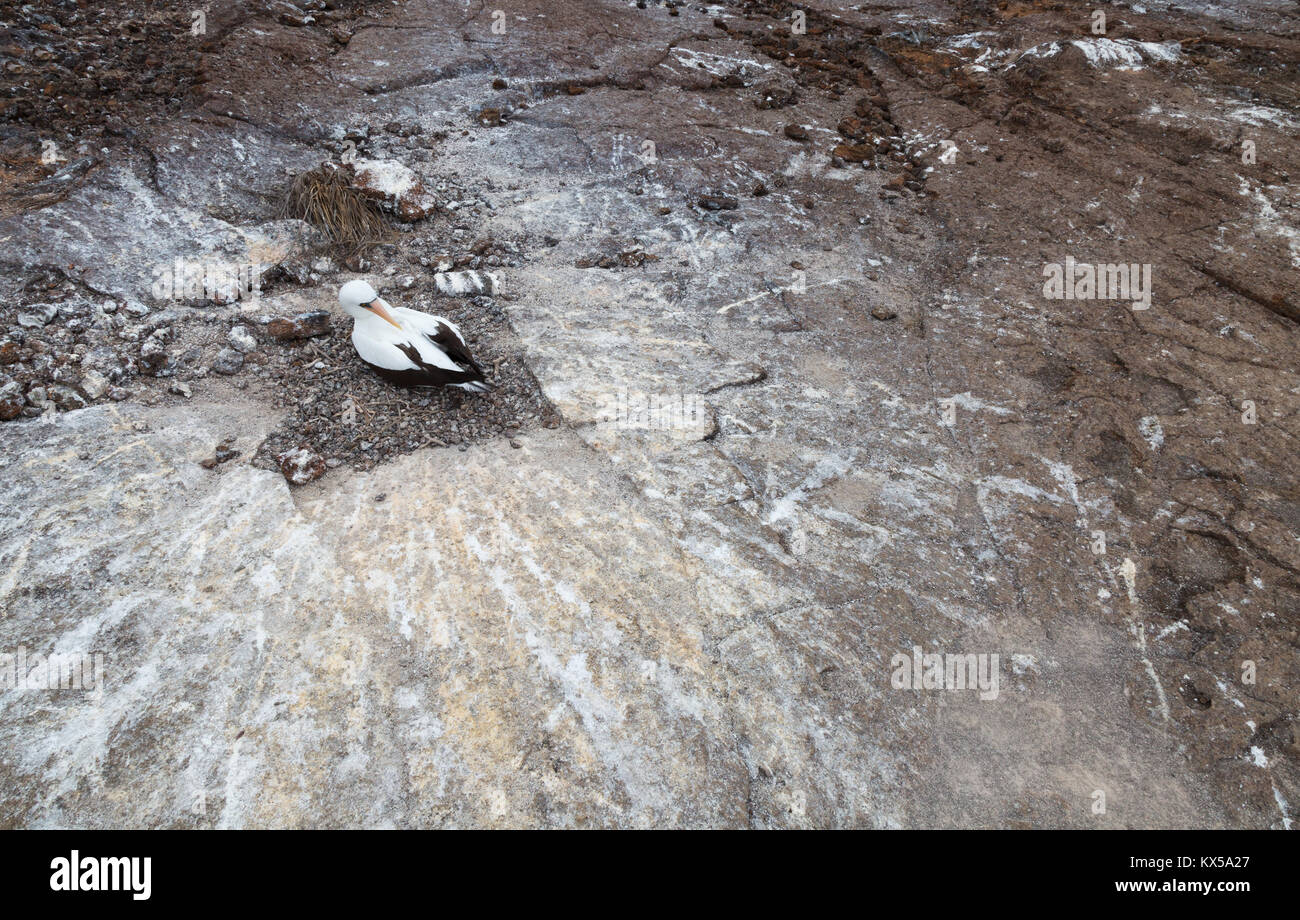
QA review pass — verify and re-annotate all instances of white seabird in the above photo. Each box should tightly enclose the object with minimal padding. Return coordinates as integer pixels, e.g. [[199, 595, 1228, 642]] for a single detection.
[[338, 279, 491, 393]]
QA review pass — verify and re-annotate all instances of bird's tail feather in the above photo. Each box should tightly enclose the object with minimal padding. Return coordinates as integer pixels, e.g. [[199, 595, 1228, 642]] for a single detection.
[[455, 379, 493, 394]]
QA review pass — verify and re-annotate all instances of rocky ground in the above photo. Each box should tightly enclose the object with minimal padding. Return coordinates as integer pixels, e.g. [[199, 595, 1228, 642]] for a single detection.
[[0, 0, 1297, 828]]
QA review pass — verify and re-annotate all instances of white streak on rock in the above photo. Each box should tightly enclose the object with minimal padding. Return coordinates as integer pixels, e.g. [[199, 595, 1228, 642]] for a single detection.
[[434, 271, 499, 297]]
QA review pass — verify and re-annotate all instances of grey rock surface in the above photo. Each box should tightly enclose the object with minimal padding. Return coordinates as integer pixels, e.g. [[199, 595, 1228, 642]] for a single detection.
[[0, 0, 1296, 828]]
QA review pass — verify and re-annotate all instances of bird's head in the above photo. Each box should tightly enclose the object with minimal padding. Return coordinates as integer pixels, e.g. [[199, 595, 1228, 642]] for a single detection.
[[338, 279, 401, 328]]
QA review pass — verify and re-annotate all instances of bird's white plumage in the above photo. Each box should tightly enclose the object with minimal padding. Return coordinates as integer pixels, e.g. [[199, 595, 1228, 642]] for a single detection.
[[338, 282, 489, 391], [350, 308, 462, 372], [339, 279, 379, 307]]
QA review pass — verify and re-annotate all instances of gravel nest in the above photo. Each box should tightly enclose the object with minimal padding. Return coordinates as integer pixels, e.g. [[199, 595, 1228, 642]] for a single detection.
[[250, 292, 559, 475], [0, 263, 559, 481]]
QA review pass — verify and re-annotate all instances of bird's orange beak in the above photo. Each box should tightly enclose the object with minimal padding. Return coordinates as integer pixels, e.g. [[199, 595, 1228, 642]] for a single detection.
[[367, 299, 402, 330]]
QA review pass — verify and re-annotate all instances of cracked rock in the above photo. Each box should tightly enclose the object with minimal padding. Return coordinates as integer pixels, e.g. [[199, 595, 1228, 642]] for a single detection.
[[228, 325, 257, 353], [211, 347, 245, 375], [17, 304, 57, 327], [79, 369, 110, 399]]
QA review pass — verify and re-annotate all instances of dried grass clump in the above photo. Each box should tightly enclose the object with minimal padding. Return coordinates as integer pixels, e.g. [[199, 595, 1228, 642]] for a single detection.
[[281, 163, 388, 247]]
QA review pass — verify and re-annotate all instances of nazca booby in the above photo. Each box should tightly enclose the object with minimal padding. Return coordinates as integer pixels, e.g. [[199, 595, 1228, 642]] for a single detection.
[[338, 279, 491, 393]]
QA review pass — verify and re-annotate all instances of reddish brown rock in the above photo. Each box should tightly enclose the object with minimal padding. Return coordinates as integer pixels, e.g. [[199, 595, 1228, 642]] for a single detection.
[[267, 311, 331, 341], [276, 447, 326, 486], [349, 159, 438, 222], [833, 143, 872, 163], [837, 116, 865, 140], [0, 385, 22, 421]]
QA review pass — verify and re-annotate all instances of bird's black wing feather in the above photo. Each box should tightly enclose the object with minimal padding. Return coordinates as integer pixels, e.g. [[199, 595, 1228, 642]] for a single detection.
[[424, 322, 484, 375]]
